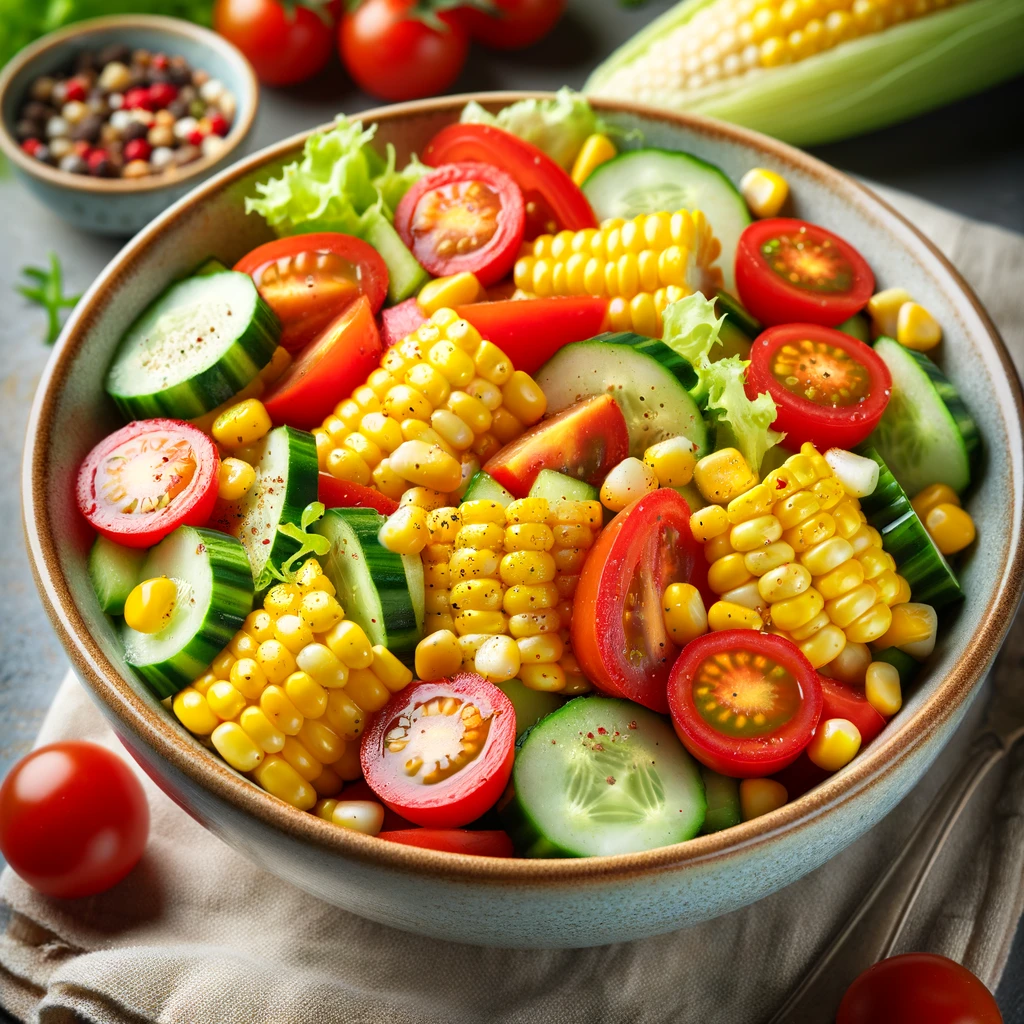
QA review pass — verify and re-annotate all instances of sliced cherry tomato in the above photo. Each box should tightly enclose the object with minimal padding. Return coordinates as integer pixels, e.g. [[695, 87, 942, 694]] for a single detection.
[[361, 673, 516, 828], [667, 631, 823, 777], [318, 473, 399, 515], [456, 297, 610, 375], [379, 296, 427, 349], [0, 742, 149, 898], [263, 296, 382, 430], [483, 394, 629, 497], [394, 163, 525, 286], [422, 123, 597, 239], [377, 829, 515, 857], [458, 0, 566, 50], [838, 954, 1002, 1024], [234, 233, 388, 352], [746, 323, 892, 450], [572, 489, 709, 714], [818, 674, 886, 747], [76, 419, 219, 549], [735, 218, 875, 327]]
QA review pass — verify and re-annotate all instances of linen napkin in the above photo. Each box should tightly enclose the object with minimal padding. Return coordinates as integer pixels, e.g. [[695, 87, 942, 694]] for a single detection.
[[2, 187, 1023, 1024]]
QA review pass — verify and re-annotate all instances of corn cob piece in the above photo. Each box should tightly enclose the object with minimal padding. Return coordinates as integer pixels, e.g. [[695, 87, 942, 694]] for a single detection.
[[513, 210, 724, 337], [172, 558, 412, 812]]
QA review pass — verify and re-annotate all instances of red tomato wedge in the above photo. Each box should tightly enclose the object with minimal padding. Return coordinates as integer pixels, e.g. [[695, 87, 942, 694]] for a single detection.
[[379, 296, 427, 349], [735, 218, 875, 327], [263, 296, 382, 431], [422, 123, 597, 239], [234, 233, 388, 352], [394, 163, 525, 286], [572, 489, 709, 714], [817, 674, 886, 747], [76, 419, 219, 548], [377, 829, 515, 857], [667, 631, 823, 777], [360, 674, 516, 828], [318, 473, 399, 516], [456, 297, 610, 374], [484, 394, 629, 497], [746, 323, 892, 450]]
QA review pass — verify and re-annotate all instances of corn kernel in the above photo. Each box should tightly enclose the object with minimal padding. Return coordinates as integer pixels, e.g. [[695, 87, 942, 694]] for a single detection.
[[256, 639, 297, 685], [730, 514, 783, 553], [694, 448, 758, 504], [740, 167, 789, 219], [212, 398, 272, 449], [844, 601, 893, 644], [284, 671, 328, 719], [520, 663, 567, 692], [924, 503, 975, 555], [517, 632, 565, 664], [418, 275, 481, 315], [325, 620, 373, 669], [662, 582, 708, 645], [807, 718, 862, 771], [389, 439, 462, 493], [239, 705, 286, 753], [740, 778, 788, 821], [867, 287, 912, 338], [371, 645, 413, 692], [771, 588, 824, 631], [571, 133, 617, 186], [758, 563, 812, 602], [331, 800, 385, 835], [299, 590, 344, 634], [296, 643, 348, 689], [406, 362, 451, 409], [600, 457, 659, 512], [911, 483, 960, 519], [230, 658, 268, 701], [173, 687, 219, 735], [218, 457, 256, 501], [345, 668, 390, 712], [475, 634, 522, 682], [325, 690, 366, 741], [708, 600, 763, 631], [896, 302, 942, 351], [251, 755, 316, 810], [708, 552, 753, 595], [379, 504, 430, 555], [821, 640, 872, 685], [874, 602, 936, 658], [508, 609, 562, 637], [451, 578, 504, 613], [300, 719, 345, 764], [798, 622, 846, 668], [124, 576, 177, 634], [415, 629, 463, 680], [643, 436, 697, 487], [500, 550, 557, 586], [274, 613, 314, 655], [865, 661, 903, 717], [501, 371, 547, 425], [744, 541, 796, 577], [212, 721, 265, 773]]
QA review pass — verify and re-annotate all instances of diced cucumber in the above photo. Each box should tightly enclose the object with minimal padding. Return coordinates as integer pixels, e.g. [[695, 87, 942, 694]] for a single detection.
[[361, 210, 430, 304], [210, 425, 319, 585], [123, 526, 254, 699], [496, 679, 564, 738], [528, 469, 599, 503], [106, 271, 280, 420], [699, 769, 742, 835], [502, 696, 706, 857], [534, 338, 708, 458], [190, 257, 230, 277], [462, 471, 515, 507], [315, 508, 423, 653], [581, 149, 750, 294], [837, 313, 871, 344], [868, 337, 980, 497], [873, 648, 920, 687], [857, 445, 963, 609], [89, 535, 147, 616]]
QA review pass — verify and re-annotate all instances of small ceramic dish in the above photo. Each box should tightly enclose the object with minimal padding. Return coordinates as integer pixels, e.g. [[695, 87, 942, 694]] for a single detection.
[[0, 14, 258, 237], [21, 94, 1024, 948]]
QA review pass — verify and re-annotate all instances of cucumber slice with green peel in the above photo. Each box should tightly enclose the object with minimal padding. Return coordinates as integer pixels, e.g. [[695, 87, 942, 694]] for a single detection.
[[462, 471, 515, 507], [715, 291, 760, 340], [581, 149, 749, 294], [190, 257, 230, 277], [594, 331, 699, 392], [496, 679, 563, 738], [873, 648, 920, 687], [502, 696, 706, 857], [106, 271, 280, 421], [837, 313, 871, 344], [857, 445, 963, 609], [361, 211, 430, 304], [528, 469, 599, 503], [699, 769, 742, 835], [868, 337, 980, 497], [534, 338, 708, 458], [89, 535, 147, 616], [211, 425, 318, 586], [123, 526, 254, 699], [315, 508, 423, 653]]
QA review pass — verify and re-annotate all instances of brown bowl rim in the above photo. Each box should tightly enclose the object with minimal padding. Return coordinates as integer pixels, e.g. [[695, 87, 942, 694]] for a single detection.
[[22, 92, 1024, 885], [0, 14, 259, 195]]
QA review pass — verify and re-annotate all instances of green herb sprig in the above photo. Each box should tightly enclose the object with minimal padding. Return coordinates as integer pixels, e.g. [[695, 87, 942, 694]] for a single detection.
[[254, 502, 332, 591], [17, 254, 81, 345]]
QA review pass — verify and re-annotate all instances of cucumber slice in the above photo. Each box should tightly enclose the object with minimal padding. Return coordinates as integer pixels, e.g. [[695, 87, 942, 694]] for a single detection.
[[361, 210, 431, 304], [868, 337, 980, 497], [715, 291, 761, 339], [503, 696, 706, 857], [873, 648, 920, 687], [857, 445, 963, 609], [315, 508, 423, 653], [105, 271, 281, 420], [89, 535, 147, 616], [581, 149, 750, 294], [123, 526, 254, 699], [462, 471, 515, 507], [495, 679, 563, 738], [528, 469, 599, 503], [699, 768, 742, 835], [534, 338, 708, 458], [190, 257, 230, 277], [837, 313, 871, 344], [210, 425, 318, 586]]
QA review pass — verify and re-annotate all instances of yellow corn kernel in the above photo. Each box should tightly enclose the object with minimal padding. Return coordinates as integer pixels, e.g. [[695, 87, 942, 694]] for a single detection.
[[600, 457, 659, 512], [708, 600, 763, 631], [740, 168, 789, 219], [430, 409, 475, 451], [372, 459, 409, 501], [312, 766, 344, 799], [744, 541, 796, 577], [173, 687, 219, 735], [251, 754, 316, 810], [865, 661, 903, 717], [662, 582, 708, 645], [388, 439, 462, 493], [708, 552, 753, 595], [517, 632, 565, 665], [324, 620, 373, 669], [821, 640, 872, 686], [758, 563, 812, 603], [811, 477, 845, 511], [694, 448, 758, 504], [802, 536, 856, 576], [506, 522, 555, 552], [490, 406, 523, 446], [298, 591, 344, 635], [358, 412, 402, 454], [501, 371, 547, 425], [428, 340, 476, 388], [345, 668, 390, 713], [874, 602, 936, 656], [218, 457, 256, 501], [352, 385, 382, 412], [406, 362, 452, 409], [212, 721, 265, 773], [451, 579, 504, 613], [256, 638, 296, 685], [382, 383, 431, 423], [300, 719, 345, 765], [814, 558, 865, 601], [124, 576, 177, 634], [273, 614, 315, 655], [449, 547, 501, 582], [571, 133, 617, 186], [230, 658, 268, 701], [426, 506, 462, 544], [857, 547, 889, 581], [279, 737, 323, 783], [326, 446, 371, 486], [911, 482, 960, 519], [454, 609, 509, 636], [371, 645, 413, 693], [798, 623, 846, 669], [499, 550, 557, 587], [443, 317, 482, 352], [331, 743, 363, 781], [642, 435, 697, 487], [844, 601, 893, 644], [239, 705, 286, 753], [456, 521, 505, 550], [771, 588, 825, 631], [296, 643, 348, 689], [688, 505, 727, 543], [896, 302, 942, 351], [378, 505, 430, 555], [520, 663, 567, 692], [924, 503, 975, 555], [474, 634, 522, 683], [325, 690, 366, 742], [508, 609, 562, 637], [823, 581, 878, 629], [740, 778, 788, 821], [472, 341, 513, 387], [263, 583, 301, 618], [418, 276, 481, 315], [867, 287, 912, 338], [502, 583, 559, 616], [730, 514, 784, 553], [260, 684, 303, 736], [212, 398, 272, 449], [726, 483, 776, 526], [415, 629, 463, 680], [467, 378, 504, 414], [807, 718, 862, 772], [282, 670, 328, 721]]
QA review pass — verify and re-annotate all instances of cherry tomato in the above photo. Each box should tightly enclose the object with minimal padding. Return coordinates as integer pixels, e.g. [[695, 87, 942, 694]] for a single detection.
[[214, 0, 337, 87], [318, 472, 399, 515], [458, 0, 567, 50], [377, 829, 515, 856], [746, 323, 892, 450], [572, 488, 710, 714], [484, 394, 630, 498], [379, 296, 427, 349], [339, 0, 468, 102], [360, 673, 516, 828], [735, 218, 875, 327], [394, 164, 525, 286], [818, 674, 886, 747], [76, 420, 219, 549], [0, 742, 149, 899], [838, 954, 1002, 1024], [667, 631, 823, 777], [263, 296, 382, 430], [234, 233, 388, 352], [422, 123, 597, 239]]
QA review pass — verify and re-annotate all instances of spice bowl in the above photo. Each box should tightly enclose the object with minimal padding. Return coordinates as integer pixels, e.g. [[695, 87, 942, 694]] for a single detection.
[[0, 15, 258, 237]]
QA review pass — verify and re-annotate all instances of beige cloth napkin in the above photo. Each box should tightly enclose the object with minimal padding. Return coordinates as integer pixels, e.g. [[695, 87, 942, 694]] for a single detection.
[[2, 187, 1024, 1024]]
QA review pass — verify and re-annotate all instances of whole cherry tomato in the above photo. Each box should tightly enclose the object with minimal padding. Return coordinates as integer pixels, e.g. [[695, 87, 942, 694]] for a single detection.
[[458, 0, 566, 50]]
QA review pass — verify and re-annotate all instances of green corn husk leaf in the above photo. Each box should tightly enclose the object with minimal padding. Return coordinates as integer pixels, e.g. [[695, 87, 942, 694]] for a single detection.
[[585, 0, 1024, 147]]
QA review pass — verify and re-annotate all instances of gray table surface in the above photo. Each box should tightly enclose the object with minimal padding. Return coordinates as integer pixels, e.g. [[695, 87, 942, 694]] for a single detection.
[[0, 1, 1022, 1019]]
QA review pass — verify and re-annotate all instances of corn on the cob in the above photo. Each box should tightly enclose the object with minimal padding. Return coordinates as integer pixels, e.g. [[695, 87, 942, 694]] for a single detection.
[[513, 210, 724, 337]]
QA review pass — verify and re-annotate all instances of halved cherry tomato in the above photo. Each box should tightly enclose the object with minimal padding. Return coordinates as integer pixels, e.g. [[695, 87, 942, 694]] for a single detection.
[[483, 394, 629, 497], [735, 218, 875, 327], [379, 296, 426, 349], [234, 233, 388, 352], [818, 674, 886, 747], [667, 631, 823, 777], [318, 473, 399, 516], [263, 296, 382, 430], [76, 419, 219, 548], [361, 673, 516, 828], [422, 123, 597, 239], [377, 829, 515, 857], [746, 323, 892, 450], [572, 489, 709, 714], [394, 163, 525, 286], [456, 296, 610, 375]]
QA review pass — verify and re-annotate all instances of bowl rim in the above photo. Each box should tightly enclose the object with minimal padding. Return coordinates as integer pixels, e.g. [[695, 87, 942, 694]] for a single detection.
[[21, 92, 1024, 885], [0, 14, 259, 195]]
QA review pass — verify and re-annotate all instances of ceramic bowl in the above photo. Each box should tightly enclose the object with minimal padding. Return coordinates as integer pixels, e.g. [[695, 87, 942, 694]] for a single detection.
[[22, 94, 1024, 948], [0, 15, 258, 237]]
